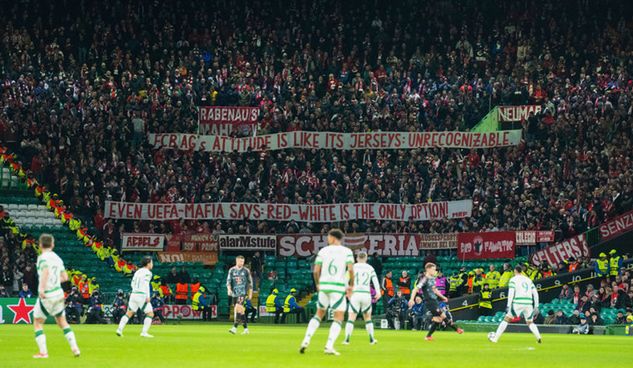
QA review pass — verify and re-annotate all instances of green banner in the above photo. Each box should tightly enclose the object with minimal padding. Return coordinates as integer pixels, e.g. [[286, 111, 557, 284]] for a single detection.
[[0, 298, 37, 324], [471, 106, 499, 133]]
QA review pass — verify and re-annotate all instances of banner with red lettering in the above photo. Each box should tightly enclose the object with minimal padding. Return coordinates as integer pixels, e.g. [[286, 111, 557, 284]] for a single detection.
[[105, 200, 472, 223], [457, 232, 516, 260], [157, 252, 218, 266], [218, 235, 277, 251], [181, 233, 218, 252], [121, 233, 165, 252], [277, 233, 458, 257], [515, 231, 555, 245], [148, 130, 522, 152], [599, 210, 633, 242], [198, 106, 259, 135], [162, 304, 217, 319], [498, 105, 542, 122], [530, 233, 590, 268]]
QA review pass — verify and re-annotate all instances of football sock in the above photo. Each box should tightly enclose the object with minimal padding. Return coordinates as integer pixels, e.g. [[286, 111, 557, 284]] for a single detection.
[[365, 320, 375, 342], [344, 320, 354, 341], [142, 317, 152, 334], [302, 316, 321, 345], [35, 330, 47, 354], [325, 320, 342, 350], [444, 319, 458, 331], [63, 327, 78, 350], [242, 313, 248, 329], [528, 323, 541, 340], [118, 315, 129, 332], [494, 320, 508, 341], [427, 322, 438, 337]]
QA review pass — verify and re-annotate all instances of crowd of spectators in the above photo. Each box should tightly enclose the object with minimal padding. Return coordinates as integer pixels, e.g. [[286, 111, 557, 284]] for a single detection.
[[0, 206, 38, 294], [1, 1, 633, 252], [541, 269, 633, 332]]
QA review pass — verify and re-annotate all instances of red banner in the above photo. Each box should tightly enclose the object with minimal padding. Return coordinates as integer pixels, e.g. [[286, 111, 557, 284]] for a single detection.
[[530, 233, 590, 268], [121, 233, 165, 252], [277, 233, 457, 257], [515, 231, 555, 245], [157, 252, 218, 266], [498, 105, 542, 122], [181, 233, 218, 252], [162, 304, 217, 319], [457, 232, 516, 260], [599, 210, 633, 242]]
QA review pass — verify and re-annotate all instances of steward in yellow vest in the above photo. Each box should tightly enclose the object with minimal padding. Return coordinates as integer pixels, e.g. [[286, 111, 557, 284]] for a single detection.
[[609, 249, 623, 277], [485, 265, 501, 289], [281, 288, 305, 324], [595, 253, 610, 277], [478, 284, 493, 316], [265, 288, 283, 324]]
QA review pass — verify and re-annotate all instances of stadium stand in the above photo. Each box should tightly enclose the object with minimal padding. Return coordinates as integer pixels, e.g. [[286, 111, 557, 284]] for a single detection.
[[0, 0, 632, 327]]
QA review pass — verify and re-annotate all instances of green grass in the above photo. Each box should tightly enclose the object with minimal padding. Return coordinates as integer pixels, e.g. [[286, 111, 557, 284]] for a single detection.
[[0, 323, 629, 367]]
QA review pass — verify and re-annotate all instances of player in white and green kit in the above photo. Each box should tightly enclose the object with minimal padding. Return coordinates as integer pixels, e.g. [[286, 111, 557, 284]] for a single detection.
[[343, 251, 380, 345], [116, 256, 155, 338], [300, 229, 354, 356], [32, 234, 80, 359], [489, 265, 542, 343]]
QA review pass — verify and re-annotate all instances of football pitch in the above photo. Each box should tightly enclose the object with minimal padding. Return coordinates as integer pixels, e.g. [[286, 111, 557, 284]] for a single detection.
[[0, 323, 629, 367]]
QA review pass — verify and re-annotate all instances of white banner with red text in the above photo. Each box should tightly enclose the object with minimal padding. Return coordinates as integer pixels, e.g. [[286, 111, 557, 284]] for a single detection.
[[218, 235, 277, 251], [515, 230, 555, 245], [104, 200, 473, 223], [498, 105, 542, 122], [148, 130, 522, 152], [162, 304, 217, 319], [121, 233, 165, 252], [277, 233, 458, 257], [198, 106, 259, 135], [530, 233, 590, 268]]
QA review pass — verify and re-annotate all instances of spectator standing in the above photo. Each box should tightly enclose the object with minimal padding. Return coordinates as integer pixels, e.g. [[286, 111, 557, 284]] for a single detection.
[[382, 271, 395, 312], [387, 290, 408, 329], [398, 271, 411, 300]]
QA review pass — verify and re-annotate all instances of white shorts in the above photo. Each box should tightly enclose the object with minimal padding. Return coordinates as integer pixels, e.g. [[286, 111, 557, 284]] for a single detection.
[[128, 293, 153, 314], [34, 297, 65, 319], [349, 293, 372, 315], [317, 291, 347, 312], [508, 304, 535, 321]]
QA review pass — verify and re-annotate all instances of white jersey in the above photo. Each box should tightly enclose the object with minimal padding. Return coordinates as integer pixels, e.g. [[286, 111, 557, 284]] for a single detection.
[[315, 244, 354, 294], [131, 267, 152, 296], [352, 263, 380, 295], [36, 251, 65, 300], [507, 274, 539, 306]]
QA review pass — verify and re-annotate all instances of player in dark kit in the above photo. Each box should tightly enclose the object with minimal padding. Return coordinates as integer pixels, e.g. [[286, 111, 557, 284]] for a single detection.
[[409, 263, 463, 341], [227, 255, 253, 335]]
